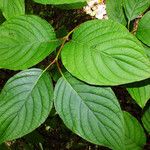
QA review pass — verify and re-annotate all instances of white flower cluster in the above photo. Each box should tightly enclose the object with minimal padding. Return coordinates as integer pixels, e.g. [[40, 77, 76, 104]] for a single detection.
[[83, 0, 108, 19]]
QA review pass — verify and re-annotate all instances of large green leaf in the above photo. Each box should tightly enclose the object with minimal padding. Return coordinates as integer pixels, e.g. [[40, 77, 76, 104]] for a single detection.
[[0, 15, 58, 70], [61, 20, 150, 86], [54, 73, 125, 150], [33, 0, 86, 5], [106, 0, 126, 25], [124, 0, 150, 21], [123, 111, 146, 150], [136, 11, 150, 47], [0, 0, 25, 19], [142, 105, 150, 133], [0, 68, 53, 143], [127, 79, 150, 108]]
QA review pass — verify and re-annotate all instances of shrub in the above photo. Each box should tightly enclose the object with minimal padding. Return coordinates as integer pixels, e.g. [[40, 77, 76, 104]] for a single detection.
[[0, 0, 150, 149]]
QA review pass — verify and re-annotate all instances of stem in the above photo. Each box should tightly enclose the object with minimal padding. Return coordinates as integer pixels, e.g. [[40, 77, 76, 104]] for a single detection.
[[39, 143, 44, 150], [43, 26, 78, 73], [56, 60, 64, 78]]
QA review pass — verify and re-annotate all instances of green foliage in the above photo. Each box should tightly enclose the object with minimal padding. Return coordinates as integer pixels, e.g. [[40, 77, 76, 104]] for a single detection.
[[0, 69, 53, 143], [61, 19, 150, 85], [136, 11, 150, 46], [0, 0, 150, 149], [55, 2, 87, 10], [143, 44, 150, 59], [34, 0, 86, 5], [123, 0, 149, 21], [106, 0, 126, 25], [0, 0, 25, 19], [54, 73, 125, 150], [123, 111, 146, 150], [142, 106, 150, 133], [0, 15, 59, 70], [127, 80, 150, 108], [34, 0, 87, 9]]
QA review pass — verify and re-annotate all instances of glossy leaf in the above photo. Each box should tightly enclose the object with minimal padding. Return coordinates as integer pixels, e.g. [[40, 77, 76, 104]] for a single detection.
[[0, 0, 25, 19], [136, 11, 150, 46], [0, 15, 59, 70], [0, 69, 53, 143], [142, 106, 150, 133], [34, 0, 86, 5], [54, 73, 125, 150], [124, 0, 149, 21], [127, 79, 150, 108], [106, 0, 126, 25], [61, 20, 150, 86], [123, 111, 146, 150]]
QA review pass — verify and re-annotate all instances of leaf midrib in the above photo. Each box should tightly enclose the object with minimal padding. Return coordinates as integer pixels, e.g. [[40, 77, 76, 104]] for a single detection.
[[0, 70, 44, 141], [63, 77, 123, 148]]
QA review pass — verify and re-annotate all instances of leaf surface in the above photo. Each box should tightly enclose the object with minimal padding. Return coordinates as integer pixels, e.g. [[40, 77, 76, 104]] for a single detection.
[[136, 11, 150, 46], [54, 73, 125, 150], [0, 0, 25, 19], [142, 106, 150, 133], [55, 2, 86, 9], [123, 111, 146, 150], [34, 0, 86, 5], [127, 79, 150, 108], [106, 0, 126, 25], [143, 44, 150, 60], [0, 15, 58, 70], [124, 0, 150, 21], [61, 20, 150, 85], [0, 69, 53, 143]]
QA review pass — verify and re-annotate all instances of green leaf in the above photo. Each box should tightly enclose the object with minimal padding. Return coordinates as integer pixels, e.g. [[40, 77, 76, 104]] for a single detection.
[[127, 79, 150, 108], [123, 111, 146, 150], [0, 15, 58, 70], [136, 11, 150, 47], [143, 44, 150, 60], [54, 73, 125, 150], [55, 2, 86, 9], [124, 0, 150, 21], [142, 105, 150, 133], [33, 0, 86, 5], [0, 68, 53, 143], [0, 0, 2, 9], [61, 20, 150, 86], [106, 0, 126, 25], [0, 0, 25, 19]]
